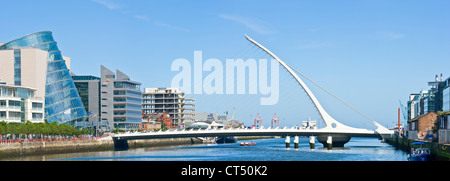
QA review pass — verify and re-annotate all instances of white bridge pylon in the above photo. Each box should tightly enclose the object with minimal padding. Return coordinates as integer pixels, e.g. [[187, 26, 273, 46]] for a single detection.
[[111, 35, 394, 151], [244, 35, 392, 136]]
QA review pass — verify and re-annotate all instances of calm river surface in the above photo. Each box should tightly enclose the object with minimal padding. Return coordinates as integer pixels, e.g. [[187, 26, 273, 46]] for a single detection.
[[5, 137, 407, 161]]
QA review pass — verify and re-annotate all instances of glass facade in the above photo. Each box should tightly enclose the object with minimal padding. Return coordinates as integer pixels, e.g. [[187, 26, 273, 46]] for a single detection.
[[0, 31, 87, 125], [444, 87, 450, 112], [113, 86, 142, 129]]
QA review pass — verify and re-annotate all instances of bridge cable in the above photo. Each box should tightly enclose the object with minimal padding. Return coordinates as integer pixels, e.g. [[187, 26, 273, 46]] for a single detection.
[[285, 64, 376, 125], [245, 36, 381, 128]]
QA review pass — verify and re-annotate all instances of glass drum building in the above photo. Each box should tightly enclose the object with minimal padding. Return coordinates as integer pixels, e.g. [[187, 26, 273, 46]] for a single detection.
[[0, 31, 87, 125]]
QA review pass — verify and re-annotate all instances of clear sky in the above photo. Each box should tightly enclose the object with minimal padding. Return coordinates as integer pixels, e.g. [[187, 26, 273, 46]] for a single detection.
[[1, 0, 449, 129]]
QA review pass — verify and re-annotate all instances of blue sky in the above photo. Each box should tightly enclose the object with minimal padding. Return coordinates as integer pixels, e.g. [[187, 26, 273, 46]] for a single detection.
[[1, 0, 449, 129]]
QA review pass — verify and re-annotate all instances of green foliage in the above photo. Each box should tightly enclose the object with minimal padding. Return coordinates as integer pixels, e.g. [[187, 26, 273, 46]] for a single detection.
[[161, 121, 167, 131], [0, 121, 93, 139], [112, 128, 125, 134], [437, 111, 450, 116]]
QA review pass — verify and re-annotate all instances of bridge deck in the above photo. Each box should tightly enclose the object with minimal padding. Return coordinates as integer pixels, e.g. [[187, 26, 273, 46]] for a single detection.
[[112, 127, 388, 140]]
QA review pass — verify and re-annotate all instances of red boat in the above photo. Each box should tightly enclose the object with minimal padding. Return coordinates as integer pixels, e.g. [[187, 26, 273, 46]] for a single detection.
[[240, 142, 257, 146]]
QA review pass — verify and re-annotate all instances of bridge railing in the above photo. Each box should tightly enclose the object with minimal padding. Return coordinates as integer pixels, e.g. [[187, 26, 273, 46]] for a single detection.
[[114, 126, 316, 136]]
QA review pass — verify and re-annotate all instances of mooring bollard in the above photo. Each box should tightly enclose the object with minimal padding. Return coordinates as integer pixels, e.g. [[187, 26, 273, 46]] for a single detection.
[[294, 136, 299, 149], [327, 136, 332, 150], [285, 136, 290, 148], [309, 136, 315, 149]]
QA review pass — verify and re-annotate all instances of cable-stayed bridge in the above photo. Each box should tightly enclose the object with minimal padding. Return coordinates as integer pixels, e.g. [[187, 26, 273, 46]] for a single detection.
[[112, 35, 394, 150]]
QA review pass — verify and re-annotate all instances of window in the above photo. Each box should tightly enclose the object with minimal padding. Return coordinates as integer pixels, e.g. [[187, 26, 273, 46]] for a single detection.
[[9, 112, 21, 119], [14, 49, 21, 86], [8, 100, 21, 108], [0, 111, 6, 119], [15, 88, 29, 99], [0, 100, 6, 107], [32, 102, 43, 110], [32, 113, 43, 120]]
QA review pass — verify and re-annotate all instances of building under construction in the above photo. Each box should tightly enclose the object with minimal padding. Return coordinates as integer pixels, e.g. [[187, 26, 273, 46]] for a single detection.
[[142, 88, 195, 128]]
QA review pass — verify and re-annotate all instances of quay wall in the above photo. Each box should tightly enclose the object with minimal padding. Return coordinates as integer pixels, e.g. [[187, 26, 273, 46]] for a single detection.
[[0, 137, 202, 159], [386, 136, 450, 161]]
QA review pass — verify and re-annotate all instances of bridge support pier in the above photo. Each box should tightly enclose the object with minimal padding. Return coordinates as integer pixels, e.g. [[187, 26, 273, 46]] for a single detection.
[[327, 136, 332, 150], [294, 136, 299, 149], [285, 136, 290, 148], [309, 136, 315, 149], [317, 135, 351, 148], [113, 137, 129, 151]]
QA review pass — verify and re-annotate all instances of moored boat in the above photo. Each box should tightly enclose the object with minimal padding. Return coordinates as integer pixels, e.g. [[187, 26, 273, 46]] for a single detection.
[[408, 142, 431, 161]]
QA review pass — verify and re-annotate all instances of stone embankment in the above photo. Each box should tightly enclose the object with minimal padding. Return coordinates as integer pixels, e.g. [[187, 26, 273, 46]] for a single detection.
[[385, 136, 450, 161], [0, 135, 274, 159], [0, 136, 202, 159]]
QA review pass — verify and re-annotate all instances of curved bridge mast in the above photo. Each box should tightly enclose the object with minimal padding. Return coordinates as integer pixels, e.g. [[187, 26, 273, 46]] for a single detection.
[[244, 35, 392, 136]]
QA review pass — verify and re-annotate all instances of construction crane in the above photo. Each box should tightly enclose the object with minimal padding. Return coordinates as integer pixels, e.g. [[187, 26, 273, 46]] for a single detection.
[[254, 113, 262, 129], [271, 113, 279, 128], [398, 100, 407, 121], [398, 100, 408, 133]]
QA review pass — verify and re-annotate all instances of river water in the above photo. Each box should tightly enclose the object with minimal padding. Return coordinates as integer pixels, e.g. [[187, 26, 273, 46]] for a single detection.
[[6, 137, 407, 161]]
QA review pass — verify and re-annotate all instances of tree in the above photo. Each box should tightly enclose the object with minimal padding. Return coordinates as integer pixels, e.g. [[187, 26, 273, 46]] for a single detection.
[[112, 128, 125, 133], [0, 121, 7, 140], [0, 121, 95, 140], [161, 120, 167, 131]]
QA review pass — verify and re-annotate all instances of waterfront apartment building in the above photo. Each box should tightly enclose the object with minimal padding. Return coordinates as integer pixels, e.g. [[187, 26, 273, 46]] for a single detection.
[[0, 84, 44, 123], [424, 78, 446, 114], [405, 74, 450, 143], [407, 93, 420, 121], [142, 88, 195, 128], [100, 65, 142, 131], [0, 31, 87, 126]]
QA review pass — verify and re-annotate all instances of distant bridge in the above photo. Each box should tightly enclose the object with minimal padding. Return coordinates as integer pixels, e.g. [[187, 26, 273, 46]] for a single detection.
[[112, 35, 394, 150]]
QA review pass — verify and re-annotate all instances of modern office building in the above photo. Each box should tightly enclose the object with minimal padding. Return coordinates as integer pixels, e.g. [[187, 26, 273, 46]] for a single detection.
[[72, 75, 101, 119], [100, 65, 142, 131], [71, 74, 110, 133], [142, 87, 195, 128], [0, 84, 44, 123], [0, 31, 87, 126]]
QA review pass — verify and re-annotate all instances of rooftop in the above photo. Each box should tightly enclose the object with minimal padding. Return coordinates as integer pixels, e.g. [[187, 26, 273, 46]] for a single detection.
[[0, 84, 37, 91], [144, 87, 184, 94]]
